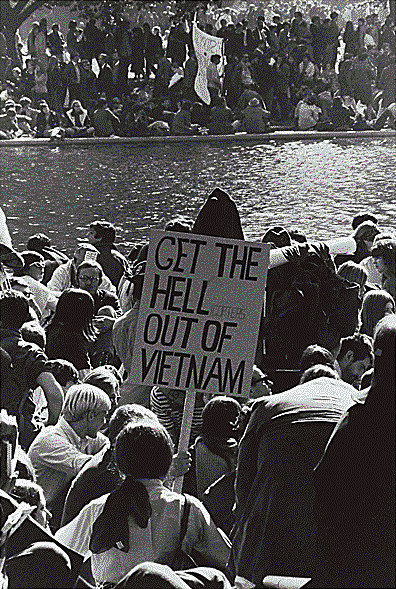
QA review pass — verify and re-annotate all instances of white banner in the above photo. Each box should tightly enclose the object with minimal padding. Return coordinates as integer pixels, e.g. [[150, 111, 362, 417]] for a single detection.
[[192, 22, 224, 105], [130, 230, 270, 397]]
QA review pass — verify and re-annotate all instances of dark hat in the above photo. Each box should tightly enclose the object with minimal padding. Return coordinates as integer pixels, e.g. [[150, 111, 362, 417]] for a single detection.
[[0, 244, 24, 270], [20, 250, 45, 269], [192, 188, 245, 240], [262, 226, 291, 248]]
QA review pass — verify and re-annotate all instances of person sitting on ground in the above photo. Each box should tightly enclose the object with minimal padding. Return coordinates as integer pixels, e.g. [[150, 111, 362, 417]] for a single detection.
[[208, 96, 234, 135], [64, 99, 94, 138], [60, 404, 190, 527], [337, 260, 369, 298], [0, 106, 23, 139], [48, 242, 115, 294], [35, 100, 62, 138], [336, 333, 373, 390], [0, 290, 64, 449], [55, 420, 231, 587], [9, 479, 51, 530], [170, 100, 199, 136], [359, 289, 395, 338], [240, 96, 270, 133], [19, 96, 40, 128], [329, 95, 354, 129], [294, 92, 322, 130], [27, 232, 69, 285], [183, 396, 241, 501], [46, 359, 79, 396], [371, 237, 396, 298], [92, 96, 120, 137], [13, 251, 59, 322], [84, 366, 120, 418], [28, 383, 110, 530], [76, 260, 120, 316], [45, 288, 98, 377], [87, 220, 129, 288]]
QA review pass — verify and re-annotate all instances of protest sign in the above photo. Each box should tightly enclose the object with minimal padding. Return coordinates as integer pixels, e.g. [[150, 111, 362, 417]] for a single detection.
[[131, 230, 270, 398], [192, 22, 224, 105]]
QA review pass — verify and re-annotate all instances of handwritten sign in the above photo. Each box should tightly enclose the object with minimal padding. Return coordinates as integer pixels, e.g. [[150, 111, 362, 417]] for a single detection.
[[131, 230, 270, 397], [192, 22, 224, 105]]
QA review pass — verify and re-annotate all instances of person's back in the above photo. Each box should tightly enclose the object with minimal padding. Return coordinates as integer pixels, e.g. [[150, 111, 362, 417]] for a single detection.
[[231, 377, 357, 586], [92, 103, 118, 137], [55, 421, 230, 587], [209, 99, 234, 135], [241, 100, 269, 133]]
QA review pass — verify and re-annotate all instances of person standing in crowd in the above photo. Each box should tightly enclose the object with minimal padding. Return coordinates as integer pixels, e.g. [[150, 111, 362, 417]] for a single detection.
[[48, 23, 65, 61], [64, 53, 81, 105], [314, 315, 395, 588], [47, 56, 66, 114], [66, 20, 81, 59], [97, 52, 114, 104], [230, 372, 358, 587], [206, 54, 222, 105]]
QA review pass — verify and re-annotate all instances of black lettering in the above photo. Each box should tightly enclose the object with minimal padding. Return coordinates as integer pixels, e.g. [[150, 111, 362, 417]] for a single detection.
[[223, 359, 245, 395], [215, 243, 233, 277], [245, 246, 261, 281], [160, 315, 180, 347], [157, 351, 173, 385], [149, 274, 171, 309], [217, 321, 238, 353], [185, 355, 208, 389], [143, 313, 162, 345], [230, 245, 248, 279], [174, 352, 190, 387], [201, 320, 221, 352], [181, 278, 195, 313], [154, 236, 175, 270], [141, 348, 159, 381], [167, 276, 185, 312], [173, 238, 189, 273], [196, 280, 210, 315], [189, 239, 207, 274], [202, 357, 223, 391], [180, 316, 199, 348]]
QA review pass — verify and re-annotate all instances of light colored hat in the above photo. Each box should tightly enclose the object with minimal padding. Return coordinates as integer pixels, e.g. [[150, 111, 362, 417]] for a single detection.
[[249, 97, 260, 107]]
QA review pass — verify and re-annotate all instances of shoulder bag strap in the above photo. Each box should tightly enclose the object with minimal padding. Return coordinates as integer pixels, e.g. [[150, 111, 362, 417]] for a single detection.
[[178, 494, 191, 550]]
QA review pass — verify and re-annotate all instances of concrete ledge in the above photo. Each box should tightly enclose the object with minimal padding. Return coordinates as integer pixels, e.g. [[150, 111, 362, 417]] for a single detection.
[[0, 129, 395, 147]]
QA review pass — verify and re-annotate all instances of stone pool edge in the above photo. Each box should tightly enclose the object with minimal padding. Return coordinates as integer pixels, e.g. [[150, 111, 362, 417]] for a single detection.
[[0, 128, 395, 147]]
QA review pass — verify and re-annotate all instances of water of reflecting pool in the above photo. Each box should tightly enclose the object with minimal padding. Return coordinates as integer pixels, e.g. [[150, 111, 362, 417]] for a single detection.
[[2, 137, 395, 254]]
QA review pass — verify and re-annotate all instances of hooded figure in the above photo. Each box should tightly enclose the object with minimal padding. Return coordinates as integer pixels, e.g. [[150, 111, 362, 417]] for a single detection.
[[192, 188, 244, 240]]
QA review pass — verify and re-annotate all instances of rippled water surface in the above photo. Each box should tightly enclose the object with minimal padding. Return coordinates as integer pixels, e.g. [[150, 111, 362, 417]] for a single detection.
[[2, 138, 395, 254]]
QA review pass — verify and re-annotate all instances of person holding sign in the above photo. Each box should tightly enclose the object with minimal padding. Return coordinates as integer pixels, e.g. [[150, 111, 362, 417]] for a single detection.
[[206, 54, 222, 105]]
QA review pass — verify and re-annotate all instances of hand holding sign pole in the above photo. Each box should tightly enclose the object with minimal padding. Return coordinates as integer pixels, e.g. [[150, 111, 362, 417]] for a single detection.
[[131, 230, 270, 490]]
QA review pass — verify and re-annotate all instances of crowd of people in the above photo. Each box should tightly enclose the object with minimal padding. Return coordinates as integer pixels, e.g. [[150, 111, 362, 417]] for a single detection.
[[0, 184, 395, 588], [0, 1, 395, 139]]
